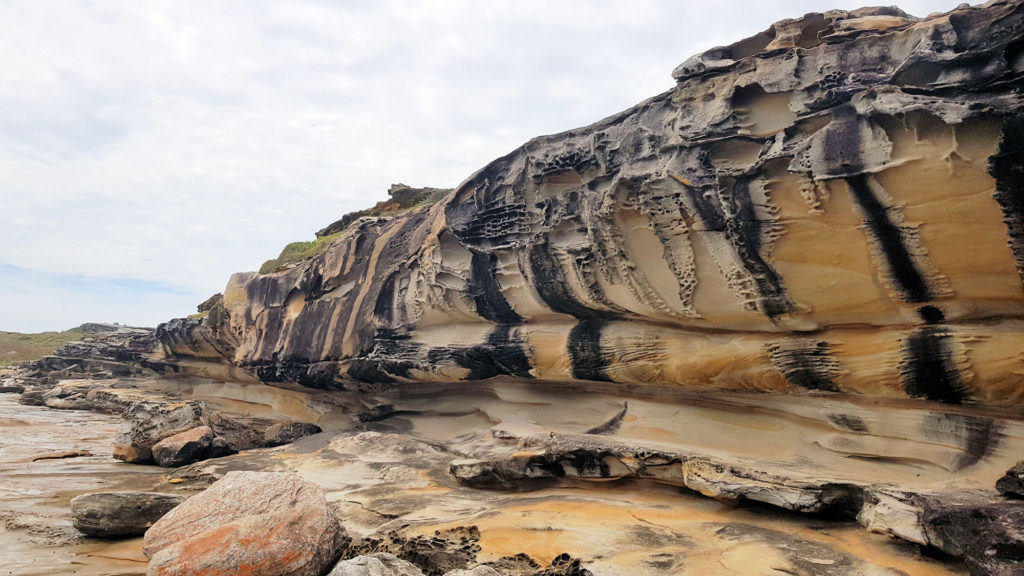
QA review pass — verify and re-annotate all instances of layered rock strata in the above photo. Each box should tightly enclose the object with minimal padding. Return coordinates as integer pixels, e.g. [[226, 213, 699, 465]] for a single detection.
[[7, 3, 1024, 575], [157, 1, 1024, 408], [6, 323, 159, 389]]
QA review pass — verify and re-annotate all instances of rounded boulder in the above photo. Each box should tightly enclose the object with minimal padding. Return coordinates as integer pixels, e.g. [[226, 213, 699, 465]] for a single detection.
[[71, 491, 185, 538], [143, 471, 347, 576]]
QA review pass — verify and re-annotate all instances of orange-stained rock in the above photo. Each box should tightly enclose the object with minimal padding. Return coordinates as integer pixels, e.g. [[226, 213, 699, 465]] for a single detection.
[[147, 509, 341, 576], [143, 471, 347, 576], [151, 425, 213, 467]]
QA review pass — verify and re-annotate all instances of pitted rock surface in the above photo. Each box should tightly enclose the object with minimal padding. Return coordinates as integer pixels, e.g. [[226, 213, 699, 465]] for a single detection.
[[345, 526, 482, 576], [443, 567, 501, 576]]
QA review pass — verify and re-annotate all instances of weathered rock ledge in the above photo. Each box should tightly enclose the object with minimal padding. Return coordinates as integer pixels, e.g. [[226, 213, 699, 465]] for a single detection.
[[451, 431, 1024, 575], [0, 325, 324, 469]]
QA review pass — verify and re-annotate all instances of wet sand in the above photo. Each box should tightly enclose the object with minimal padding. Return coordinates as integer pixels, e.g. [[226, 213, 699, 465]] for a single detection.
[[0, 394, 167, 576]]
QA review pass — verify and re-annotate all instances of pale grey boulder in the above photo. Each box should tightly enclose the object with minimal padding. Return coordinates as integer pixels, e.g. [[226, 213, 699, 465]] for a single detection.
[[327, 554, 424, 576]]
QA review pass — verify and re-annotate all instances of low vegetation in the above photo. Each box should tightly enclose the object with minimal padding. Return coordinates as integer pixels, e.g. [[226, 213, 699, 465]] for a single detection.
[[258, 231, 343, 274], [257, 184, 453, 275], [0, 327, 84, 367]]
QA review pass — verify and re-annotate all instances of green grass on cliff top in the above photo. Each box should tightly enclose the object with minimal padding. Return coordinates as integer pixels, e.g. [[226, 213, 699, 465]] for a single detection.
[[258, 230, 343, 274], [0, 328, 84, 367], [257, 186, 452, 275]]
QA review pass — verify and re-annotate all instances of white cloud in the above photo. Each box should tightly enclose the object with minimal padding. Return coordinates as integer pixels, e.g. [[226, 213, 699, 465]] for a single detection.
[[0, 0, 969, 332]]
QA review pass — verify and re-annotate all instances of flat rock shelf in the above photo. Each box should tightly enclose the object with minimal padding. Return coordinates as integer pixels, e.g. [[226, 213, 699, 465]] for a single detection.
[[5, 376, 1000, 575]]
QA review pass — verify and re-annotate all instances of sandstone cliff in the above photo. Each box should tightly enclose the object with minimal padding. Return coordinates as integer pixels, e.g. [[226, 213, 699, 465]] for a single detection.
[[161, 1, 1024, 408]]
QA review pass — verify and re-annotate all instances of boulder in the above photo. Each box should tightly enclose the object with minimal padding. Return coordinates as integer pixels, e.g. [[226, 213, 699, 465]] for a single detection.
[[328, 554, 424, 576], [206, 411, 272, 451], [70, 491, 185, 538], [208, 436, 236, 458], [42, 385, 94, 410], [152, 426, 214, 467], [997, 461, 1024, 499], [144, 471, 347, 576], [18, 389, 45, 406], [113, 400, 206, 463], [924, 503, 1024, 576], [264, 422, 323, 447]]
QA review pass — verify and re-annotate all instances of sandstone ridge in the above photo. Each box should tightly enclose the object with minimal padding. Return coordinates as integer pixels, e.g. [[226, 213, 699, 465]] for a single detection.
[[155, 1, 1024, 408]]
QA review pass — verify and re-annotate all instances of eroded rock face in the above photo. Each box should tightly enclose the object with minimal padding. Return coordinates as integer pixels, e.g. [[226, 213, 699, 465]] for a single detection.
[[924, 502, 1024, 576], [113, 400, 206, 463], [4, 324, 160, 395], [450, 432, 865, 515], [447, 427, 1024, 569], [155, 1, 1024, 407], [143, 471, 347, 576]]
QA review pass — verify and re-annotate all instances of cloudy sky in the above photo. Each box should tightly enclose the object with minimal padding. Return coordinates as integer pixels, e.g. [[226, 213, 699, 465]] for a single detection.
[[1, 0, 966, 332]]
